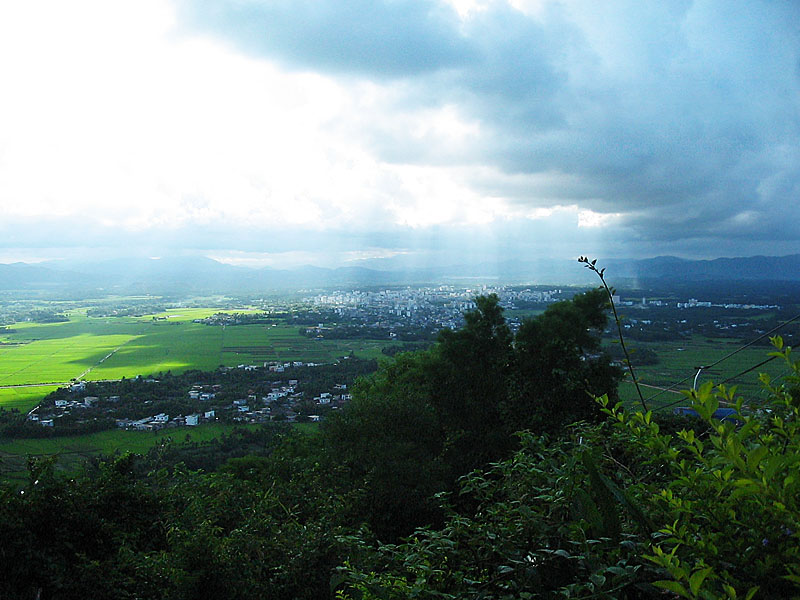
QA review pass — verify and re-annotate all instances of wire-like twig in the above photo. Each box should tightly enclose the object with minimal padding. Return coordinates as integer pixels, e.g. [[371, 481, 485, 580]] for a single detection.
[[578, 257, 648, 412]]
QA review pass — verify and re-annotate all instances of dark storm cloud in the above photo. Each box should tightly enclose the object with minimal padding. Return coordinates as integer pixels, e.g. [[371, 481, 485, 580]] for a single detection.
[[178, 0, 800, 252]]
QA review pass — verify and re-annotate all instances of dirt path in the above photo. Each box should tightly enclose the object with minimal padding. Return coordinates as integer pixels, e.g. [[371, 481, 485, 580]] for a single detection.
[[74, 342, 129, 380], [0, 342, 131, 391]]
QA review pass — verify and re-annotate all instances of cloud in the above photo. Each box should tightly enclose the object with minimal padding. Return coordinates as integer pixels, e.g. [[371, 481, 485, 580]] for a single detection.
[[1, 0, 798, 267], [179, 0, 800, 251], [177, 0, 474, 77]]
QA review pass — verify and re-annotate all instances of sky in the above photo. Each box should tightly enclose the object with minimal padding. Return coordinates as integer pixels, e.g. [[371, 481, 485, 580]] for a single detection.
[[0, 0, 798, 269]]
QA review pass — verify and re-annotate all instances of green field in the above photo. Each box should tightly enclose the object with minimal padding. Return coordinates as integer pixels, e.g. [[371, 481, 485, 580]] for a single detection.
[[0, 386, 59, 412], [0, 422, 319, 483], [0, 423, 253, 481], [0, 309, 397, 408], [0, 307, 389, 474], [615, 336, 787, 409]]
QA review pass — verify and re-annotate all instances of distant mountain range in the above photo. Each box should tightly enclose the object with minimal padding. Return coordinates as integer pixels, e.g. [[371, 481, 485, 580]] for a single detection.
[[1, 253, 798, 296], [603, 254, 800, 282]]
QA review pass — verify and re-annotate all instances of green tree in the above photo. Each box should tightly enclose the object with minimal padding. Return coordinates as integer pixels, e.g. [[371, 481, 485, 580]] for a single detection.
[[323, 350, 448, 539], [505, 287, 621, 433], [323, 290, 620, 539], [603, 337, 800, 598], [430, 294, 515, 472]]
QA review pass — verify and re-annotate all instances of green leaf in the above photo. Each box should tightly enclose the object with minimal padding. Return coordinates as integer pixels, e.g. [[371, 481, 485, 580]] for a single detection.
[[746, 445, 768, 471], [581, 451, 654, 537], [737, 418, 758, 440], [581, 451, 621, 539], [764, 455, 786, 481], [654, 580, 691, 598], [497, 565, 515, 574], [572, 487, 603, 533], [330, 573, 348, 593], [723, 583, 737, 598], [689, 567, 713, 596], [590, 573, 606, 587]]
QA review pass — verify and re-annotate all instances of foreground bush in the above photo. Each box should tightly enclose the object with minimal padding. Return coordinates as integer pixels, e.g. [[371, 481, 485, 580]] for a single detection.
[[607, 336, 800, 599], [3, 332, 797, 598], [335, 338, 800, 599]]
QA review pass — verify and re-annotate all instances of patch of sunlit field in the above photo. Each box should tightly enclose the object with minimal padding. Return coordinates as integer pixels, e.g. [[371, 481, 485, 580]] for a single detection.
[[130, 307, 264, 322], [0, 312, 399, 387], [0, 386, 59, 412], [219, 323, 397, 364], [0, 316, 138, 385]]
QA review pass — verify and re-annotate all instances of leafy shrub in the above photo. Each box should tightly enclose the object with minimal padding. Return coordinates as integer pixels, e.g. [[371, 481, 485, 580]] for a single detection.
[[603, 336, 800, 598], [335, 338, 800, 599]]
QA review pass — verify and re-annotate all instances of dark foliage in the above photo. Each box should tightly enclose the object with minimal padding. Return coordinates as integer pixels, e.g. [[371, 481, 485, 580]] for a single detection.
[[322, 290, 621, 539]]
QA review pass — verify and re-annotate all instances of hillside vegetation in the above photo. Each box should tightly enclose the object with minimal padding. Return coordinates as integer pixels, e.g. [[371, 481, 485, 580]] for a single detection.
[[2, 290, 799, 599]]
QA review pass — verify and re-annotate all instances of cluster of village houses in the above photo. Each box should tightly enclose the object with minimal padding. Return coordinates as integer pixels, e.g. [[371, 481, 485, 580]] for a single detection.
[[28, 365, 353, 431], [27, 380, 107, 428]]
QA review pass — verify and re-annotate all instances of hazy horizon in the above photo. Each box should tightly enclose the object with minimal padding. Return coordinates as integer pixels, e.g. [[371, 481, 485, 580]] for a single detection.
[[1, 1, 798, 269]]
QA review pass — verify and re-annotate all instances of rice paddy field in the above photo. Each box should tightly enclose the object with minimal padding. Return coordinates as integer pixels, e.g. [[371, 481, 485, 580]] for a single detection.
[[0, 306, 388, 481], [0, 422, 318, 483], [1, 306, 788, 413], [0, 386, 60, 412], [615, 336, 788, 410], [0, 307, 397, 411]]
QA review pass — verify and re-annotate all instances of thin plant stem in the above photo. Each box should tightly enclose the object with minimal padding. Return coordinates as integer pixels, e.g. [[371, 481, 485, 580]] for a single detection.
[[578, 257, 648, 412]]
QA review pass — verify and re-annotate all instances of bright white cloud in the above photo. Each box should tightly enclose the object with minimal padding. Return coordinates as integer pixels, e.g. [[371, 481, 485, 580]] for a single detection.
[[0, 0, 798, 266], [0, 0, 516, 238], [577, 209, 621, 228]]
